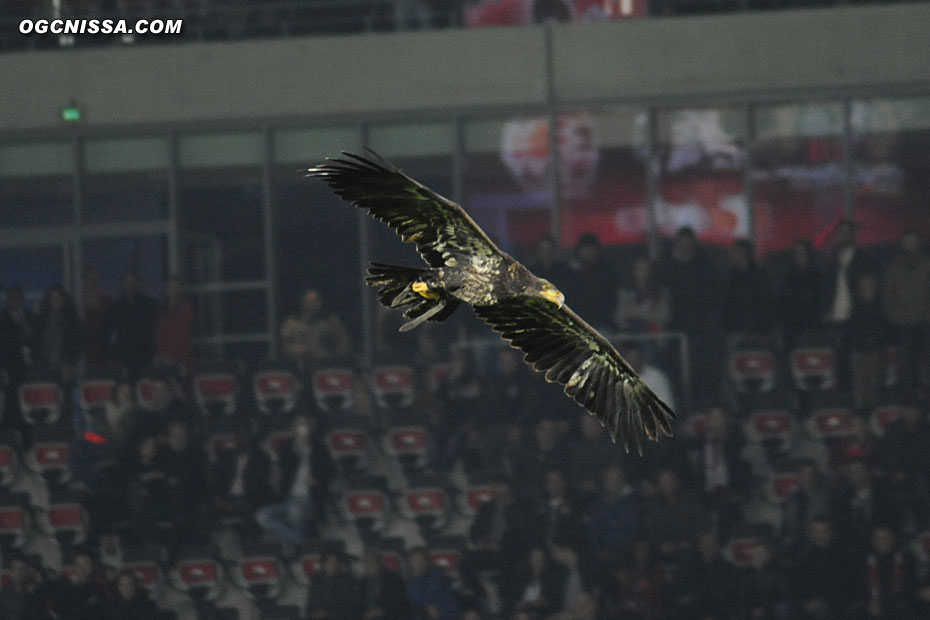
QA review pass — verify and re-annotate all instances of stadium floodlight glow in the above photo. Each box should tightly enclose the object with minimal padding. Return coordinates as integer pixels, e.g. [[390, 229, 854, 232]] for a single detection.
[[61, 103, 81, 122]]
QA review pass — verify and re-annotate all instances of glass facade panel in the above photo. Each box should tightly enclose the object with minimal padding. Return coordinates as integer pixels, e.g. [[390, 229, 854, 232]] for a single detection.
[[851, 96, 930, 248], [655, 106, 748, 244], [0, 175, 74, 227], [83, 171, 169, 223], [752, 102, 845, 257], [82, 235, 167, 299], [84, 137, 170, 174], [179, 131, 264, 168], [273, 126, 358, 165]]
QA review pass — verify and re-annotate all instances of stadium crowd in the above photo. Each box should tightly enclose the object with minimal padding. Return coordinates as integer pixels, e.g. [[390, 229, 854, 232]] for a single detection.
[[0, 221, 928, 620]]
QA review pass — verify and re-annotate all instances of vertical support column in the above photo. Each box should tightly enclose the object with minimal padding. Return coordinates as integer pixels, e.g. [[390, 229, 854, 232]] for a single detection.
[[646, 107, 660, 261], [262, 125, 278, 360], [358, 123, 373, 370], [544, 24, 561, 246], [744, 102, 756, 247], [71, 133, 83, 304], [842, 98, 855, 219], [167, 132, 181, 277]]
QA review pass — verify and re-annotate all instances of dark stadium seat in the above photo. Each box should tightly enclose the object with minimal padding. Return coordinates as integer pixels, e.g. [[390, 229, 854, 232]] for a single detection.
[[728, 346, 777, 394], [26, 426, 73, 487], [78, 366, 124, 420], [235, 541, 284, 600], [400, 473, 451, 534], [0, 490, 30, 552], [343, 475, 390, 536], [324, 416, 372, 473], [790, 341, 837, 391], [193, 362, 241, 417], [370, 364, 416, 409], [172, 544, 224, 602], [45, 486, 88, 548], [253, 363, 300, 416], [426, 534, 465, 583], [18, 374, 63, 426], [382, 413, 429, 472], [311, 367, 356, 413], [870, 403, 905, 437]]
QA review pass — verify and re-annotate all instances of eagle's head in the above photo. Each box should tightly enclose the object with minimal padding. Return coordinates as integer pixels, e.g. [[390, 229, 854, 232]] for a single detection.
[[535, 279, 565, 308]]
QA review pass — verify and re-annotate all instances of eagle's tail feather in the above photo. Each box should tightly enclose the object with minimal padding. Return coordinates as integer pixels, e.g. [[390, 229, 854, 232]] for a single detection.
[[365, 262, 460, 330]]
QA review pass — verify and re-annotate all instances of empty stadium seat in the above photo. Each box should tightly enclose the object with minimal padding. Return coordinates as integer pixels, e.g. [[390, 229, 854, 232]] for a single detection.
[[193, 362, 241, 416], [235, 541, 284, 600], [253, 364, 300, 416], [0, 490, 30, 552], [382, 414, 429, 471], [26, 427, 73, 487], [461, 473, 498, 518], [325, 416, 372, 473], [172, 544, 224, 602], [19, 374, 63, 426], [790, 343, 837, 391], [724, 524, 771, 568], [311, 368, 356, 413], [45, 486, 88, 548], [78, 366, 124, 420], [401, 473, 451, 534], [426, 534, 465, 583], [870, 404, 905, 437], [343, 475, 390, 536], [807, 405, 855, 441], [764, 460, 802, 504], [728, 347, 777, 394], [371, 364, 416, 409]]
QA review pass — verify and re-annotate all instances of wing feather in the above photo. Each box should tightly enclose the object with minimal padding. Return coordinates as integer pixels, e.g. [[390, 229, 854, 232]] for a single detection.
[[308, 150, 500, 268], [475, 296, 675, 454]]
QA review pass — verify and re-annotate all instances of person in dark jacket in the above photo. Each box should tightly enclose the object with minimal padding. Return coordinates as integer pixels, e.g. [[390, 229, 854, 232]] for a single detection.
[[358, 549, 413, 620], [723, 239, 772, 336], [777, 240, 823, 348], [508, 546, 567, 618], [161, 418, 210, 547], [791, 518, 852, 620], [847, 272, 891, 412], [110, 569, 161, 620], [307, 551, 358, 620], [211, 419, 274, 533], [34, 284, 81, 383], [0, 285, 37, 391], [55, 549, 114, 620], [407, 546, 462, 620], [0, 555, 51, 620], [257, 413, 335, 545], [102, 271, 157, 381]]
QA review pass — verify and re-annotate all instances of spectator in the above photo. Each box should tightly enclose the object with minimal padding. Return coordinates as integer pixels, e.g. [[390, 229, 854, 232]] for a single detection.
[[620, 340, 676, 413], [358, 549, 413, 620], [723, 239, 772, 337], [568, 413, 625, 501], [776, 240, 823, 348], [603, 538, 664, 620], [526, 236, 571, 286], [675, 530, 739, 620], [55, 549, 114, 620], [160, 418, 210, 547], [662, 226, 725, 403], [256, 414, 336, 545], [848, 272, 892, 412], [82, 265, 112, 368], [34, 284, 81, 383], [110, 569, 161, 620], [279, 288, 351, 371], [306, 550, 358, 620], [588, 465, 639, 557], [437, 346, 484, 425], [876, 398, 930, 529], [508, 546, 565, 618], [822, 218, 876, 390], [549, 539, 594, 614], [792, 517, 851, 620], [512, 417, 572, 495], [614, 255, 670, 334], [854, 525, 917, 620], [779, 459, 832, 559], [737, 541, 787, 620], [102, 271, 157, 382], [104, 379, 135, 446], [562, 233, 618, 330], [487, 347, 538, 426], [154, 275, 195, 376], [644, 468, 709, 554], [210, 418, 274, 534], [407, 545, 462, 620], [0, 555, 49, 620], [0, 285, 37, 389], [117, 432, 175, 548], [535, 467, 587, 550], [831, 457, 900, 556], [882, 230, 930, 393]]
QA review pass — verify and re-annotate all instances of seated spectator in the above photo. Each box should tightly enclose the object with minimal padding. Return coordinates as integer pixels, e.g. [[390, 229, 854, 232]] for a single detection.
[[848, 272, 891, 412], [831, 456, 900, 557], [620, 340, 676, 413], [588, 465, 639, 559], [306, 550, 358, 620], [55, 549, 114, 620], [407, 546, 462, 620], [791, 517, 851, 620], [602, 537, 664, 620], [512, 417, 572, 495], [279, 288, 351, 371], [853, 525, 917, 620], [549, 539, 595, 614], [876, 398, 930, 529], [160, 418, 210, 546], [256, 414, 336, 545], [737, 541, 787, 620], [34, 284, 81, 383], [674, 530, 739, 620], [548, 590, 600, 620], [614, 255, 670, 334], [154, 275, 195, 376], [110, 569, 161, 620], [779, 459, 832, 560], [104, 380, 135, 446], [568, 414, 625, 501], [210, 418, 274, 534], [486, 347, 539, 426], [536, 467, 587, 551], [358, 549, 413, 620], [0, 554, 48, 620], [118, 432, 175, 548], [508, 546, 565, 618], [776, 240, 822, 348], [643, 468, 709, 554], [437, 346, 484, 424], [102, 271, 157, 382]]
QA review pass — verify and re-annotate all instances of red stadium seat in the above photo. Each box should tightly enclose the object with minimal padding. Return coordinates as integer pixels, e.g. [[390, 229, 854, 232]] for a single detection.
[[325, 417, 372, 472], [383, 418, 429, 471], [206, 418, 241, 462], [807, 406, 854, 440], [290, 540, 345, 587], [122, 551, 164, 596], [401, 474, 450, 534], [135, 378, 159, 410], [728, 349, 776, 394], [745, 409, 795, 444], [870, 404, 905, 437], [371, 365, 416, 409], [427, 535, 465, 583], [0, 491, 30, 551], [343, 476, 389, 535], [461, 474, 497, 518], [27, 427, 72, 486], [235, 542, 284, 600], [0, 432, 21, 489], [172, 545, 223, 602], [261, 418, 292, 461], [19, 379, 63, 426], [790, 346, 836, 391], [311, 368, 356, 412], [253, 367, 300, 416], [193, 365, 240, 416], [376, 537, 407, 574]]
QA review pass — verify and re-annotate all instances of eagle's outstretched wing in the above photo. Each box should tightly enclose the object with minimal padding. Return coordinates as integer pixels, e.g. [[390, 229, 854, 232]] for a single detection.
[[308, 151, 499, 268], [474, 296, 675, 454]]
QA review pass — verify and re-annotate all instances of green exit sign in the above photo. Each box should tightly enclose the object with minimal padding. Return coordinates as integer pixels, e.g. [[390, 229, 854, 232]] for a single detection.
[[61, 106, 81, 122]]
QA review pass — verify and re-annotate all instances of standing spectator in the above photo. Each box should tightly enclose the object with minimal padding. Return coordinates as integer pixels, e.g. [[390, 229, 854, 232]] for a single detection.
[[117, 432, 175, 548], [210, 419, 274, 535], [822, 219, 875, 390], [854, 526, 917, 620], [535, 467, 587, 551], [104, 380, 135, 447], [662, 226, 725, 403], [848, 272, 892, 412], [508, 546, 566, 618], [102, 271, 157, 382], [110, 569, 161, 620], [792, 518, 851, 620], [675, 530, 739, 620], [279, 288, 351, 371], [34, 284, 81, 383], [256, 414, 336, 545], [0, 285, 37, 388], [568, 414, 625, 501], [644, 468, 709, 555], [737, 542, 787, 620], [588, 465, 640, 558], [562, 233, 618, 330], [512, 417, 572, 494], [407, 546, 462, 620], [779, 459, 832, 560], [526, 236, 572, 286], [358, 549, 413, 620], [722, 239, 772, 337], [882, 230, 930, 393], [776, 240, 823, 348], [306, 550, 358, 620], [603, 537, 664, 620], [615, 256, 670, 334], [549, 540, 594, 614], [154, 275, 195, 376], [82, 265, 112, 368]]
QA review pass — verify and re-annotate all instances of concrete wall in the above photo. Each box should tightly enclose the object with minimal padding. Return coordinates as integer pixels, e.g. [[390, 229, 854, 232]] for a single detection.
[[2, 3, 929, 134]]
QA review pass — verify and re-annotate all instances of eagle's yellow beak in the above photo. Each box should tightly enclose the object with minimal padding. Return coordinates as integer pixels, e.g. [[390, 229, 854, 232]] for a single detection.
[[540, 287, 565, 308]]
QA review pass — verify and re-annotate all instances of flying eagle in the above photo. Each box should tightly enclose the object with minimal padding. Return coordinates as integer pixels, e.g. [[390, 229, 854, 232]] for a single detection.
[[308, 151, 675, 453]]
